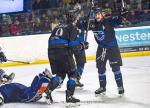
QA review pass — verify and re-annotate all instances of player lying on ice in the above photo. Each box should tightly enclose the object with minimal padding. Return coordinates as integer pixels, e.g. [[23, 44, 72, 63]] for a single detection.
[[0, 68, 52, 105]]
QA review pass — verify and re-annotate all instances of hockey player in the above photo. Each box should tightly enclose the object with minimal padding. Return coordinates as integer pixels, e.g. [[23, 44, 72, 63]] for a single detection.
[[47, 9, 89, 103], [88, 8, 125, 95], [0, 47, 7, 63], [47, 10, 84, 103], [0, 47, 15, 85], [56, 11, 89, 89], [68, 11, 89, 88], [0, 69, 51, 105]]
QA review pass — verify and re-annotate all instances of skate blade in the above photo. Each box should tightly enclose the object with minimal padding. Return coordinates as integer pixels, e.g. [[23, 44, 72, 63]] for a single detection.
[[95, 92, 106, 97], [45, 98, 53, 105], [119, 93, 124, 97], [75, 86, 83, 90], [66, 102, 80, 107]]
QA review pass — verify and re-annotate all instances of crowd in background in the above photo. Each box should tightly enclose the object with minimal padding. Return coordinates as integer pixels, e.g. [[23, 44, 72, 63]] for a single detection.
[[0, 0, 150, 37]]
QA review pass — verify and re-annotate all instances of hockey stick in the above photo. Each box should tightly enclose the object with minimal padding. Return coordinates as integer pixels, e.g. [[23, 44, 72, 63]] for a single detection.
[[120, 0, 129, 20], [85, 0, 95, 42], [121, 0, 125, 9], [7, 59, 30, 64]]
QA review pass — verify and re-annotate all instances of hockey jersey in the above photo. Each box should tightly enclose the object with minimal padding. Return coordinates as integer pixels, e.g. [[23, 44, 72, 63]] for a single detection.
[[0, 75, 50, 103]]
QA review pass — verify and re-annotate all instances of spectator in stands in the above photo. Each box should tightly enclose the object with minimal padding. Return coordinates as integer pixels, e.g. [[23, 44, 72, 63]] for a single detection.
[[73, 0, 82, 10], [9, 22, 18, 36], [32, 0, 49, 10], [140, 10, 150, 22], [142, 0, 150, 10], [22, 17, 32, 35], [32, 0, 41, 10], [51, 18, 58, 30], [63, 0, 71, 4], [9, 20, 22, 36], [2, 14, 12, 25], [49, 0, 59, 8], [33, 18, 41, 34], [103, 3, 112, 15], [41, 0, 50, 9], [126, 10, 139, 26], [111, 0, 122, 12], [40, 13, 51, 33]]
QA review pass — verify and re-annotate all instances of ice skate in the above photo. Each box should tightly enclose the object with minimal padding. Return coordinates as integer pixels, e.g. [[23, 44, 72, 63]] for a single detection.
[[118, 87, 124, 96], [66, 90, 80, 103], [76, 79, 84, 88], [95, 87, 106, 96], [45, 89, 53, 104]]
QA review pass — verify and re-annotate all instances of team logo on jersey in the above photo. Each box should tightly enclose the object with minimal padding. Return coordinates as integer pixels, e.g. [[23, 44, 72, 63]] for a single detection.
[[94, 30, 105, 41]]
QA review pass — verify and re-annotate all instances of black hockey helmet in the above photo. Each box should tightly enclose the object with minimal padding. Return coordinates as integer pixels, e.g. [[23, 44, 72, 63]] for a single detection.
[[66, 9, 79, 23]]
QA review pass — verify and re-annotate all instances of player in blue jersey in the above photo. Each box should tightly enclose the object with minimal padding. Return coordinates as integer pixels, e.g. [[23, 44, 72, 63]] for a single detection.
[[88, 8, 125, 95], [71, 16, 89, 88], [0, 69, 51, 105]]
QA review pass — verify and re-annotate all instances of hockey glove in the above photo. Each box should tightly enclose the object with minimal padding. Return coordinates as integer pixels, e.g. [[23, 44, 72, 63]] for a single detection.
[[81, 41, 89, 50], [0, 69, 15, 84], [120, 8, 128, 18], [0, 51, 7, 63]]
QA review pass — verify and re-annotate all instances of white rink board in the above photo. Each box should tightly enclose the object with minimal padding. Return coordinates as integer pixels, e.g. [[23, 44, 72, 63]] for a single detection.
[[0, 26, 150, 62], [0, 31, 96, 62]]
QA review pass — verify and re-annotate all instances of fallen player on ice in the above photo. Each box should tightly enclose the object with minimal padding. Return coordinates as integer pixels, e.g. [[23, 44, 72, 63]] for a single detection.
[[0, 69, 52, 105]]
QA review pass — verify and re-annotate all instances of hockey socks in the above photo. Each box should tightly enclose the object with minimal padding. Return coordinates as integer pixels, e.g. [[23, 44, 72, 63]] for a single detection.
[[99, 73, 106, 88], [95, 73, 106, 95], [66, 79, 80, 103], [114, 71, 124, 94]]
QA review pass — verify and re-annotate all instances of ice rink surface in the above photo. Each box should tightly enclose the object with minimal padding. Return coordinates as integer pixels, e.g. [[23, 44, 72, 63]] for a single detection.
[[1, 56, 150, 108]]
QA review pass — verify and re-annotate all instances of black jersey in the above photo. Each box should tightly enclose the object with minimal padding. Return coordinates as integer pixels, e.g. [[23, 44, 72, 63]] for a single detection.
[[48, 23, 70, 48], [48, 23, 85, 49], [90, 17, 119, 48]]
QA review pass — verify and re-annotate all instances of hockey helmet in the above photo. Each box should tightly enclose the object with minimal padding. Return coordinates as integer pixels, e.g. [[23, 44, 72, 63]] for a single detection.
[[66, 9, 79, 23]]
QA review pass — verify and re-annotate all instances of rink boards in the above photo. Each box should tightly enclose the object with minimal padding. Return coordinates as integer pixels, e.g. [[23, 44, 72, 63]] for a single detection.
[[0, 26, 150, 67]]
